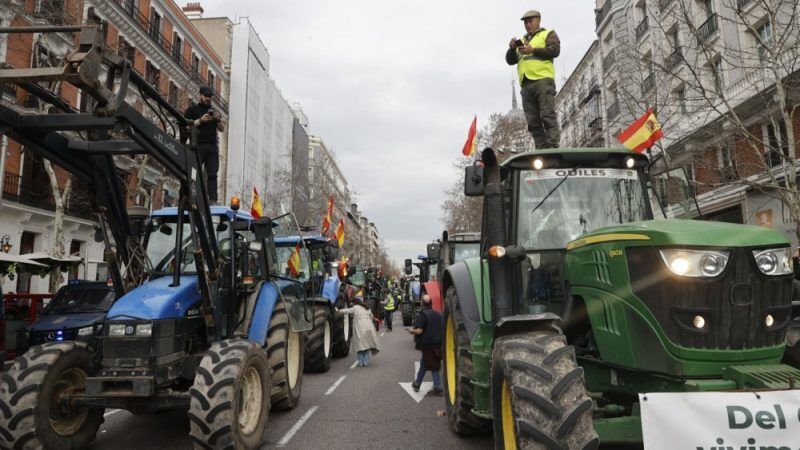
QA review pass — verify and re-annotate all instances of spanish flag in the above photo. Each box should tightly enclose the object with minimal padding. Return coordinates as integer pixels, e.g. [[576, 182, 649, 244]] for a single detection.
[[321, 195, 333, 236], [618, 108, 664, 153], [250, 187, 263, 219], [334, 219, 345, 248], [461, 116, 477, 156], [287, 243, 301, 277], [338, 255, 349, 278]]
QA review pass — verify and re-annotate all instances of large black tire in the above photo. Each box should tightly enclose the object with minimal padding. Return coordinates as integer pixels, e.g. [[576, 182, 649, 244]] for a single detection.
[[783, 319, 800, 368], [188, 339, 270, 450], [492, 332, 599, 450], [331, 308, 352, 358], [0, 342, 104, 449], [443, 287, 491, 435], [268, 301, 305, 410], [304, 304, 332, 372], [400, 302, 414, 327]]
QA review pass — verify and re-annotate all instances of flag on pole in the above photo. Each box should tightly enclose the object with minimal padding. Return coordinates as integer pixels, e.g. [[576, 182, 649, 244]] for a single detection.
[[461, 116, 477, 156], [618, 108, 664, 153], [322, 195, 334, 235], [334, 219, 345, 248], [338, 255, 349, 279], [287, 243, 302, 277], [250, 187, 263, 218]]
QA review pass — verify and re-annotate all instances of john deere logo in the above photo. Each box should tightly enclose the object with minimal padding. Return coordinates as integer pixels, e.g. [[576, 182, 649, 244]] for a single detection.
[[125, 325, 135, 335]]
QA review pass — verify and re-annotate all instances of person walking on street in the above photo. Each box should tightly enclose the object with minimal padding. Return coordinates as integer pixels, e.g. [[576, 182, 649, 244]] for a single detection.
[[381, 288, 396, 331], [505, 9, 561, 149], [184, 86, 224, 203], [408, 295, 443, 395], [338, 298, 380, 366]]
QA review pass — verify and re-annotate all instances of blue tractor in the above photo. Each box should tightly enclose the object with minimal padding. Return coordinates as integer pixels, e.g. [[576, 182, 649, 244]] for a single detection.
[[275, 235, 352, 372], [0, 26, 311, 449]]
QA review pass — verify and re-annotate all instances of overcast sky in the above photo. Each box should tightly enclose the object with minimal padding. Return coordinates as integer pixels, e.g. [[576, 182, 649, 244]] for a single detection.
[[197, 0, 597, 266]]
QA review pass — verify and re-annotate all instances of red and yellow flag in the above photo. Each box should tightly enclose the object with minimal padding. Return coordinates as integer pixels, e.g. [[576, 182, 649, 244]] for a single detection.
[[461, 115, 477, 157], [287, 243, 301, 277], [250, 187, 263, 219], [338, 255, 349, 279], [618, 108, 664, 153], [321, 195, 334, 235], [334, 219, 345, 248]]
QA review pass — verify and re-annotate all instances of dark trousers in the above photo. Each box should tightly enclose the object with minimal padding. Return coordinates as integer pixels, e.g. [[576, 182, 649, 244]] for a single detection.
[[384, 310, 393, 330], [521, 78, 560, 149], [198, 144, 219, 202]]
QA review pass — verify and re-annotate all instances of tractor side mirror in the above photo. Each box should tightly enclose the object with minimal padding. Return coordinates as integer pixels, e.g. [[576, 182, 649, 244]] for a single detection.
[[216, 222, 229, 232], [159, 223, 173, 236], [464, 165, 484, 197], [426, 243, 440, 260], [404, 258, 413, 275]]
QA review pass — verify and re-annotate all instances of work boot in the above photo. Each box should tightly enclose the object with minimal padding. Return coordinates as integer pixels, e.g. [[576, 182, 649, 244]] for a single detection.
[[429, 387, 444, 396], [411, 381, 420, 392]]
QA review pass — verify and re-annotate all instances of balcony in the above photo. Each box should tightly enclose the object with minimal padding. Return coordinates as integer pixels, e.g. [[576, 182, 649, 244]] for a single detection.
[[595, 0, 612, 27], [603, 49, 616, 72], [698, 14, 719, 43], [607, 101, 620, 119], [635, 17, 649, 41], [737, 0, 754, 9], [659, 0, 675, 11], [3, 172, 93, 220], [643, 72, 655, 92], [666, 49, 682, 70]]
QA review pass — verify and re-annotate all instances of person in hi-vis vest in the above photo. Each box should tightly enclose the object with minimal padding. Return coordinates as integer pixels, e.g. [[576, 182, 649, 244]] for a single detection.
[[506, 9, 562, 149]]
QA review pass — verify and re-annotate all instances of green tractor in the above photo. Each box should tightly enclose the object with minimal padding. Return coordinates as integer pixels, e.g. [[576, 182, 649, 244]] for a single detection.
[[442, 147, 800, 448]]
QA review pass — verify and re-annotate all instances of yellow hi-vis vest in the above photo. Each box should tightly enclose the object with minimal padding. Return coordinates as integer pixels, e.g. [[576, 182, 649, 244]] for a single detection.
[[384, 295, 395, 311], [517, 28, 555, 83]]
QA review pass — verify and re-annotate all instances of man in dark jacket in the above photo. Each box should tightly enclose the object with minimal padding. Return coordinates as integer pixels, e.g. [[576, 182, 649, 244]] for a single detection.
[[184, 86, 224, 203], [506, 9, 561, 149], [408, 295, 443, 395]]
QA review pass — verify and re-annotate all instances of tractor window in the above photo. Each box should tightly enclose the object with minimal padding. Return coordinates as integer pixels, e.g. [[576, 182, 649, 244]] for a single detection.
[[520, 251, 566, 314], [145, 215, 238, 274], [517, 168, 648, 250], [275, 246, 310, 282], [452, 243, 480, 263]]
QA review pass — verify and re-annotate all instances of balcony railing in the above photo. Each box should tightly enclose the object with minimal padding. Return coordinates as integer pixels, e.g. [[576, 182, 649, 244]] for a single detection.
[[603, 49, 616, 72], [635, 17, 649, 40], [588, 116, 603, 134], [607, 101, 620, 119], [596, 0, 612, 27], [3, 172, 93, 220], [698, 14, 719, 43], [643, 72, 656, 92], [666, 49, 682, 70], [659, 0, 675, 11]]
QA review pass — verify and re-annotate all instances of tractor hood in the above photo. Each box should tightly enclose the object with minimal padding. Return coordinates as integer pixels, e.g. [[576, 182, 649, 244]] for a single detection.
[[30, 312, 106, 332], [106, 276, 201, 320], [569, 219, 789, 249]]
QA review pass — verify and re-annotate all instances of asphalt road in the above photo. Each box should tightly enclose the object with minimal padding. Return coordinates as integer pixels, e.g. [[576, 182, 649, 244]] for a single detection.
[[91, 319, 494, 449]]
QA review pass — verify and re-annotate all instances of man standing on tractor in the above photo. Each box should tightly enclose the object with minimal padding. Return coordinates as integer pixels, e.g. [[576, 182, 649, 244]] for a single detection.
[[505, 9, 561, 149], [408, 295, 443, 395], [184, 86, 224, 203]]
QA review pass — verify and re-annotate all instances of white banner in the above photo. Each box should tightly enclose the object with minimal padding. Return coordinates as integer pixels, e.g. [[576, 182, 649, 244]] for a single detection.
[[639, 391, 800, 450]]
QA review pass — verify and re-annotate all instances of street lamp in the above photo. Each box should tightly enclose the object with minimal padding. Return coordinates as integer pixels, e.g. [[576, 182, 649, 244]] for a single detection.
[[0, 235, 11, 253]]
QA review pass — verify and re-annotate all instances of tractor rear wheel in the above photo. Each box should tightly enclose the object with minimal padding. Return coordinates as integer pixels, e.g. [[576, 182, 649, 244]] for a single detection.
[[188, 339, 270, 450], [0, 342, 104, 450], [784, 319, 800, 368], [400, 302, 414, 326], [491, 332, 599, 450], [332, 308, 352, 357], [443, 287, 491, 435], [267, 301, 305, 410], [304, 305, 332, 372]]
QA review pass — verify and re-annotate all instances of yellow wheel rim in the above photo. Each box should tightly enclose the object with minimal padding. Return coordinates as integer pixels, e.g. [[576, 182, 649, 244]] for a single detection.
[[501, 379, 517, 450], [445, 314, 456, 405]]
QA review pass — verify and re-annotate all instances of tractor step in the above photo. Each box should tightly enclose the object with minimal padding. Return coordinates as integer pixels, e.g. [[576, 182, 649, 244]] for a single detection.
[[722, 364, 800, 389], [470, 408, 492, 420]]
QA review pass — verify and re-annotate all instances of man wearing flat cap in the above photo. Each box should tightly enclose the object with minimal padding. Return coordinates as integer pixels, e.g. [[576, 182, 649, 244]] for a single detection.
[[506, 10, 561, 149], [184, 85, 224, 203]]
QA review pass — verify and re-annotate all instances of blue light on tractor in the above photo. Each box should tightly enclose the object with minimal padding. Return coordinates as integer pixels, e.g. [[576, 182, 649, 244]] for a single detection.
[[56, 330, 64, 341]]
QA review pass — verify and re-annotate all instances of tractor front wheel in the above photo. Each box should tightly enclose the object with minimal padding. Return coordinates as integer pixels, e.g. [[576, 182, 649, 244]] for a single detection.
[[400, 302, 414, 327], [268, 301, 305, 410], [305, 305, 333, 372], [491, 332, 599, 450], [0, 342, 104, 450], [188, 339, 270, 450]]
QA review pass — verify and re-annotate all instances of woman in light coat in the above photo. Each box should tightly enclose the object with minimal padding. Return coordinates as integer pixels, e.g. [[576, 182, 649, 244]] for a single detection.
[[338, 298, 380, 366]]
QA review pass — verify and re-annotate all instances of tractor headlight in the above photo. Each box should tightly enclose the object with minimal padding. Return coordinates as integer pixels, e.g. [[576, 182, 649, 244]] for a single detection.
[[752, 248, 793, 276], [78, 326, 94, 337], [108, 324, 126, 336], [659, 249, 730, 277], [135, 323, 153, 337]]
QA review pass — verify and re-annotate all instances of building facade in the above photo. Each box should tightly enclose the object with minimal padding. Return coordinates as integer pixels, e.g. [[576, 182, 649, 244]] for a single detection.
[[555, 41, 605, 148]]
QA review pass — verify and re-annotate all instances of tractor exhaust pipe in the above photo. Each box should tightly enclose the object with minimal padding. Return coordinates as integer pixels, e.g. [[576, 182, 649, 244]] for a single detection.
[[481, 148, 513, 324]]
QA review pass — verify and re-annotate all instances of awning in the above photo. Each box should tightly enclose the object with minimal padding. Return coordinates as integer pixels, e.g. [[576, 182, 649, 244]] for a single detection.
[[0, 253, 47, 267], [23, 252, 83, 264]]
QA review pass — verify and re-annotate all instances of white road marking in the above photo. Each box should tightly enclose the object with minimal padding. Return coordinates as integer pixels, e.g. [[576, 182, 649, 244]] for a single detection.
[[350, 361, 358, 370], [103, 409, 121, 418], [399, 381, 434, 403], [276, 405, 319, 447], [325, 375, 347, 395]]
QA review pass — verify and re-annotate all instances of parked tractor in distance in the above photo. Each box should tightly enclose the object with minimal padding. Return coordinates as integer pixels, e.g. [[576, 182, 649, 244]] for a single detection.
[[442, 147, 800, 448], [422, 232, 480, 313]]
